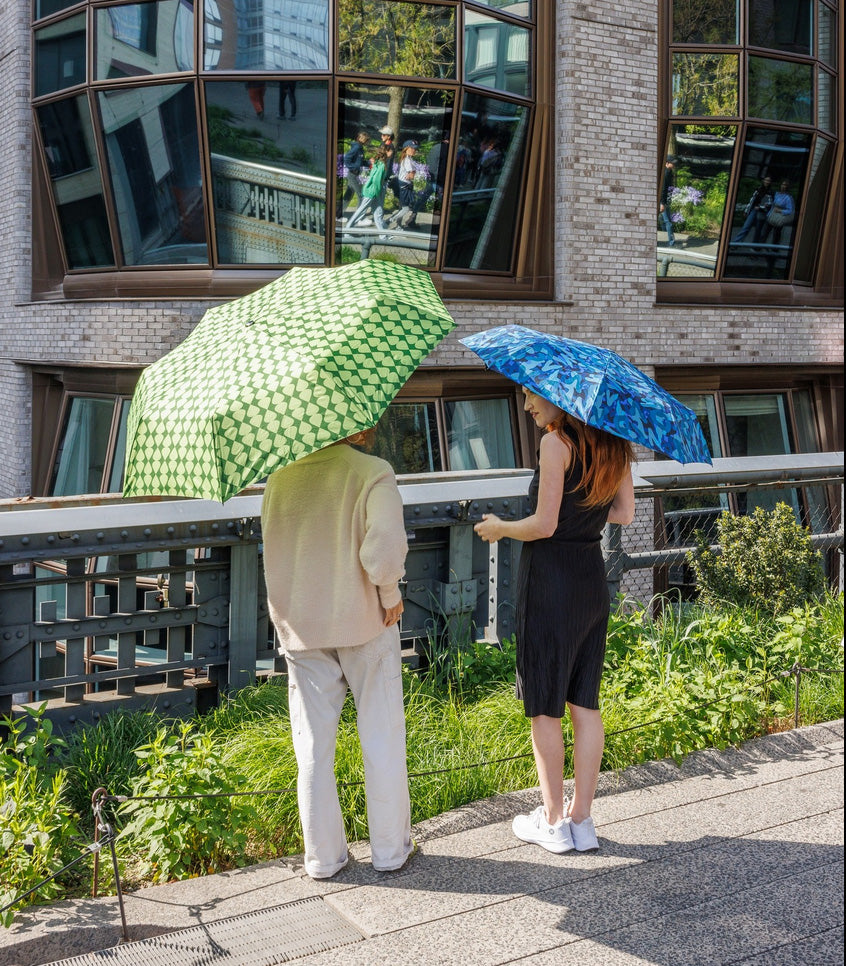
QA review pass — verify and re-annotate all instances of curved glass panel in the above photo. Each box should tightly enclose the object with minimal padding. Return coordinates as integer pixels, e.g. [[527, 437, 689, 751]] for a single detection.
[[35, 0, 81, 20], [338, 0, 455, 79], [749, 0, 812, 55], [335, 82, 454, 268], [672, 0, 739, 44], [34, 13, 86, 97], [724, 127, 811, 280], [817, 69, 835, 132], [817, 3, 836, 68], [204, 0, 329, 71], [672, 53, 738, 115], [205, 79, 328, 264], [748, 56, 813, 124], [445, 92, 529, 271], [95, 1, 194, 79], [464, 9, 530, 97], [793, 136, 834, 282], [36, 96, 115, 269], [657, 125, 736, 278], [98, 83, 208, 265]]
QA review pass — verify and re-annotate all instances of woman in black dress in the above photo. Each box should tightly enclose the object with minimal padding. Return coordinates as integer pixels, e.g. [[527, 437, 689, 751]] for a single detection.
[[475, 387, 634, 853]]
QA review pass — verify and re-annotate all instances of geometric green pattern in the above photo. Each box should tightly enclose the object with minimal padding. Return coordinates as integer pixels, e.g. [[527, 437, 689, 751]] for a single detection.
[[123, 261, 455, 502]]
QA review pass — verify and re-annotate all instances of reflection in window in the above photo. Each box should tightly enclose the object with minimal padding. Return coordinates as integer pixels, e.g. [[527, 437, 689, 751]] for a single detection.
[[724, 127, 811, 280], [469, 0, 531, 16], [37, 97, 115, 269], [464, 10, 530, 97], [671, 53, 738, 116], [370, 403, 441, 473], [34, 14, 86, 97], [748, 57, 813, 124], [203, 0, 329, 70], [446, 92, 529, 271], [725, 393, 800, 515], [657, 126, 736, 278], [817, 70, 835, 132], [817, 4, 836, 69], [335, 82, 453, 268], [338, 0, 455, 78], [99, 83, 207, 265], [205, 80, 328, 264], [793, 137, 834, 283], [50, 397, 116, 496], [672, 0, 738, 44], [445, 399, 516, 470], [748, 0, 812, 55], [108, 400, 132, 492], [36, 0, 80, 18], [96, 0, 194, 79]]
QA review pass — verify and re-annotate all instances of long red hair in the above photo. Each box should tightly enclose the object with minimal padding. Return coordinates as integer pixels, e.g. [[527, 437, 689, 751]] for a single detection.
[[550, 413, 633, 508]]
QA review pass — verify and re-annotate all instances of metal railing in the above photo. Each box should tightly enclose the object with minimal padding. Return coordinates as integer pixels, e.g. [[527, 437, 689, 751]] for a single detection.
[[0, 454, 842, 728]]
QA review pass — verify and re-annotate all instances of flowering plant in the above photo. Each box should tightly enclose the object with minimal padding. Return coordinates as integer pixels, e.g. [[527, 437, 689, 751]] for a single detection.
[[667, 184, 704, 225]]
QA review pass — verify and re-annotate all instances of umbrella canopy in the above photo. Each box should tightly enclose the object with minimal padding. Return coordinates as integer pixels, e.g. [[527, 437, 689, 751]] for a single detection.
[[124, 261, 455, 502], [460, 324, 712, 465]]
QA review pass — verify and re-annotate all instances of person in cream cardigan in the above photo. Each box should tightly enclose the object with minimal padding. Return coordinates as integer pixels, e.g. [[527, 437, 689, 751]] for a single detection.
[[261, 430, 413, 878]]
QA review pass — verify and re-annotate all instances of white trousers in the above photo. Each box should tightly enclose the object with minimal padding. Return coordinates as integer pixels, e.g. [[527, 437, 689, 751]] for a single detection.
[[284, 625, 413, 878]]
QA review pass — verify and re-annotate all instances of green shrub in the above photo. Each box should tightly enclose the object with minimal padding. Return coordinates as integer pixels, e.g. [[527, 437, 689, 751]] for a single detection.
[[688, 502, 826, 614], [118, 723, 256, 883], [1, 706, 79, 926]]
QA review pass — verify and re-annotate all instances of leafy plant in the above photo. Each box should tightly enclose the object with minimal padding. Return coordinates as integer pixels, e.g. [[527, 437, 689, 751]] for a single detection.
[[688, 502, 826, 613], [118, 723, 256, 883], [1, 706, 79, 927]]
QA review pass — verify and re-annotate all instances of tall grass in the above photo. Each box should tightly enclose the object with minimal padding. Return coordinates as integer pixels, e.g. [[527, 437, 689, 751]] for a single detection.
[[28, 593, 844, 900]]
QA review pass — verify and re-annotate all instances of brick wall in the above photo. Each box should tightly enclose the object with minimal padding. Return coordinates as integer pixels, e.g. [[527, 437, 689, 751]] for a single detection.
[[0, 0, 842, 497]]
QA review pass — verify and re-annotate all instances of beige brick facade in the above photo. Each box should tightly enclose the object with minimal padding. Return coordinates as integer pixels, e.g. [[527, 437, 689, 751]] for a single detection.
[[0, 0, 842, 498]]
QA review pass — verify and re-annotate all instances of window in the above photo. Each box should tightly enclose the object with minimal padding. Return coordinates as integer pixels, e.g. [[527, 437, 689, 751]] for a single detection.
[[32, 0, 553, 300], [659, 0, 842, 301]]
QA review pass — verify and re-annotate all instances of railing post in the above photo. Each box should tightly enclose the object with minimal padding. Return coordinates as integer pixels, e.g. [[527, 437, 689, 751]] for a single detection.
[[228, 526, 259, 692], [603, 522, 625, 601]]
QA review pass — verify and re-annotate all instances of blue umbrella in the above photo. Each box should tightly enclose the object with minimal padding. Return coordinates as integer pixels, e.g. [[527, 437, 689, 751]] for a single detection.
[[460, 324, 712, 465]]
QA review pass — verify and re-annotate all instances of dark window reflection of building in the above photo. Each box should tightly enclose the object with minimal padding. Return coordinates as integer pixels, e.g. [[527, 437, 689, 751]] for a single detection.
[[793, 138, 835, 283], [672, 0, 738, 44], [205, 79, 328, 265], [99, 83, 208, 265], [36, 96, 115, 269], [724, 127, 811, 281], [464, 10, 530, 97], [445, 92, 528, 272], [748, 0, 812, 55], [34, 14, 86, 97], [748, 57, 813, 125]]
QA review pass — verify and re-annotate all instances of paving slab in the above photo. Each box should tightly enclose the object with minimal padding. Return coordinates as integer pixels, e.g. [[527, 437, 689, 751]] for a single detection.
[[0, 720, 841, 966]]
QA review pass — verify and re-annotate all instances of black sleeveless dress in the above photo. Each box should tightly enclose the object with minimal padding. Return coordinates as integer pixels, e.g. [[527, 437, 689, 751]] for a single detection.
[[514, 438, 614, 717]]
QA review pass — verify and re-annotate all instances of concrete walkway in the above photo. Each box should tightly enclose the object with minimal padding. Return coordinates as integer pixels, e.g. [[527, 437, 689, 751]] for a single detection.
[[2, 720, 843, 966]]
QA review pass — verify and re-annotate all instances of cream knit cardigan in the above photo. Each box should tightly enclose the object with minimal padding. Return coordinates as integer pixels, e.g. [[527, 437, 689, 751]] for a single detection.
[[261, 444, 408, 651]]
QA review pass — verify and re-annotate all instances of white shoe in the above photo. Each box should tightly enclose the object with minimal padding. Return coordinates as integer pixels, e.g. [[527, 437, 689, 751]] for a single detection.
[[512, 806, 573, 853], [569, 816, 599, 851]]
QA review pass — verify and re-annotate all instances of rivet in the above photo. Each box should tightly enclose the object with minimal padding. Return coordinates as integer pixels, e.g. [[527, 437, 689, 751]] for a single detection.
[[167, 527, 175, 535], [72, 624, 80, 632], [212, 523, 219, 531], [96, 532, 104, 540], [120, 530, 128, 539], [71, 533, 80, 542], [47, 535, 55, 544], [21, 536, 30, 545], [189, 525, 198, 533], [68, 716, 76, 723], [143, 528, 152, 537]]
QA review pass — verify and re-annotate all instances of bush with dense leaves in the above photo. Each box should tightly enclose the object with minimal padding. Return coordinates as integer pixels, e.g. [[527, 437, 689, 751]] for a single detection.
[[688, 502, 826, 614]]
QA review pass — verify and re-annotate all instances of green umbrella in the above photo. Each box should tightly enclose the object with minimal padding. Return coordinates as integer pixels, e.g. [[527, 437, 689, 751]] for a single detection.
[[123, 261, 455, 502]]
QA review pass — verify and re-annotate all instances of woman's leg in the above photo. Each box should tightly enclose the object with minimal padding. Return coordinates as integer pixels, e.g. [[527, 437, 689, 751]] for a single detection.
[[567, 703, 604, 823], [530, 714, 566, 824], [345, 197, 372, 228]]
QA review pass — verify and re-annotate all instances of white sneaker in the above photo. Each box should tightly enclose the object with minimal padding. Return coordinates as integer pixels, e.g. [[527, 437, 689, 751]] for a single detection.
[[512, 806, 573, 853], [569, 816, 599, 851]]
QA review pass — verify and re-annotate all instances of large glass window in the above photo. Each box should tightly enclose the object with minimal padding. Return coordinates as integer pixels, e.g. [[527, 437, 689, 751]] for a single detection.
[[206, 79, 328, 264], [32, 1, 549, 297], [444, 398, 516, 470], [36, 96, 115, 269], [660, 0, 840, 294], [338, 0, 456, 78], [49, 397, 119, 496], [98, 83, 208, 265], [95, 0, 195, 79], [34, 13, 86, 97], [204, 0, 330, 71], [724, 127, 811, 280]]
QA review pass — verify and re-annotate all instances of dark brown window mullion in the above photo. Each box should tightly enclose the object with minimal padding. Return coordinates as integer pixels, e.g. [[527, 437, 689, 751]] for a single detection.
[[713, 121, 747, 281], [195, 79, 220, 268]]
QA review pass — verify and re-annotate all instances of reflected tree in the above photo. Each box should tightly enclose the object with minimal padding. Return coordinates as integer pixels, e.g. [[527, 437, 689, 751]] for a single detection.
[[338, 0, 455, 133], [672, 0, 738, 44], [672, 53, 738, 116]]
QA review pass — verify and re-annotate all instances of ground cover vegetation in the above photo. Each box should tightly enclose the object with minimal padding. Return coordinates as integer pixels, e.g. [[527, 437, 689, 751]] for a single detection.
[[2, 505, 842, 923]]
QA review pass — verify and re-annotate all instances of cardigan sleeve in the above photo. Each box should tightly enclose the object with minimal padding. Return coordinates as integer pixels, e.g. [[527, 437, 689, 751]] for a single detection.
[[359, 470, 408, 608]]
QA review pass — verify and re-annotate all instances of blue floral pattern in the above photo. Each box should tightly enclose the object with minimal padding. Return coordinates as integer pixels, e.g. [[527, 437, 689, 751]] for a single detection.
[[461, 325, 712, 465]]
